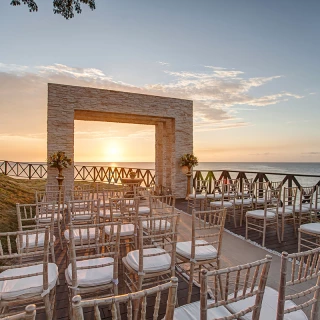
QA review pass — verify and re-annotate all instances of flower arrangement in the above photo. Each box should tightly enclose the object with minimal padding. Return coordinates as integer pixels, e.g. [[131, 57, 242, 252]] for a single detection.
[[179, 153, 199, 168], [47, 151, 72, 175]]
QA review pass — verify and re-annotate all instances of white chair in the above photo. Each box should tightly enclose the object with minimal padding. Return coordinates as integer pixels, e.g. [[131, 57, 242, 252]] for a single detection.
[[72, 277, 178, 320], [187, 180, 208, 214], [66, 221, 121, 317], [122, 214, 179, 293], [149, 194, 175, 216], [176, 208, 226, 304], [0, 227, 58, 319], [246, 188, 281, 247], [173, 255, 272, 320]]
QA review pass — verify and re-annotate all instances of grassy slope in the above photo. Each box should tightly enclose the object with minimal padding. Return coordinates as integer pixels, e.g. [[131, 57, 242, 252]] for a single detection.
[[0, 174, 47, 232]]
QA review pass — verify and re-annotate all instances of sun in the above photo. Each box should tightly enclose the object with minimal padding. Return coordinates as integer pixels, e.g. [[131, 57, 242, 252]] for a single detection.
[[104, 143, 123, 162]]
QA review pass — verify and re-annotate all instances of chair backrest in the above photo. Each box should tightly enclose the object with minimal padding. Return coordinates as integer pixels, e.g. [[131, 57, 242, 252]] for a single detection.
[[3, 304, 36, 320], [269, 181, 283, 190], [68, 221, 121, 289], [137, 214, 179, 274], [0, 227, 51, 297], [280, 187, 298, 211], [35, 189, 65, 204], [192, 209, 227, 261], [134, 185, 154, 201], [259, 188, 281, 211], [16, 202, 56, 242], [70, 189, 93, 201], [149, 195, 175, 216], [102, 187, 125, 204], [72, 277, 178, 320], [241, 181, 255, 198], [277, 248, 320, 320], [108, 197, 139, 221], [254, 181, 270, 198], [297, 186, 315, 212], [201, 255, 273, 320], [194, 179, 209, 194], [67, 199, 97, 224], [46, 184, 64, 193]]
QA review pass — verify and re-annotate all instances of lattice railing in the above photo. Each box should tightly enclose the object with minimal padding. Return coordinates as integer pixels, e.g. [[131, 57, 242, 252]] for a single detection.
[[0, 160, 156, 187]]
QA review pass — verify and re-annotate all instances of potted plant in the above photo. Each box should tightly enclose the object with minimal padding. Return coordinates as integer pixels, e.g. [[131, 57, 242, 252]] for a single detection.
[[47, 151, 72, 189], [179, 153, 199, 199], [179, 153, 199, 173]]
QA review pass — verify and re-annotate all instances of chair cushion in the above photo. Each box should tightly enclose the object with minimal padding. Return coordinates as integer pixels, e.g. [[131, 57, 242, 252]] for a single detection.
[[18, 233, 56, 249], [98, 209, 121, 218], [246, 209, 276, 219], [126, 248, 171, 273], [71, 213, 93, 221], [38, 213, 62, 223], [286, 205, 310, 213], [173, 300, 231, 319], [71, 202, 88, 209], [138, 206, 150, 215], [142, 219, 171, 231], [104, 224, 135, 237], [188, 194, 206, 199], [207, 193, 223, 199], [47, 203, 67, 210], [176, 240, 217, 260], [0, 263, 58, 301], [231, 198, 253, 205], [227, 286, 307, 320], [299, 223, 320, 235], [210, 201, 233, 208], [268, 207, 293, 215], [64, 227, 96, 241], [253, 198, 266, 204], [66, 257, 114, 287]]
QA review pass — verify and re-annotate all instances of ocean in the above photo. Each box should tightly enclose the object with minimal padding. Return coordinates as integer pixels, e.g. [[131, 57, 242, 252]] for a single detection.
[[75, 162, 320, 186]]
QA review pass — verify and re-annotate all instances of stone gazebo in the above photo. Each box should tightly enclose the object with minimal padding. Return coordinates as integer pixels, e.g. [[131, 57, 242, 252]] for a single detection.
[[47, 83, 193, 198]]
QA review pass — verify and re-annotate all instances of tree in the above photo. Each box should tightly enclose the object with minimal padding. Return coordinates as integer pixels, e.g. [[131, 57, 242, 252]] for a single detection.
[[10, 0, 96, 19]]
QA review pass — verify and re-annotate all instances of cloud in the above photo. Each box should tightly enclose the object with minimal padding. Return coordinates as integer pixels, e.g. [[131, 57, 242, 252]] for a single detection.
[[0, 62, 305, 139], [301, 152, 320, 155], [157, 61, 170, 66], [249, 153, 275, 156]]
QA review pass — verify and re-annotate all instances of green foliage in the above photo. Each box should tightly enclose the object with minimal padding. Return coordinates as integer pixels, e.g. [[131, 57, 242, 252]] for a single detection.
[[179, 153, 199, 168], [10, 0, 96, 19]]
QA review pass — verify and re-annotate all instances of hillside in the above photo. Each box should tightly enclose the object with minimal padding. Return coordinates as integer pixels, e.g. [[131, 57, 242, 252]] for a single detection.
[[0, 174, 47, 232]]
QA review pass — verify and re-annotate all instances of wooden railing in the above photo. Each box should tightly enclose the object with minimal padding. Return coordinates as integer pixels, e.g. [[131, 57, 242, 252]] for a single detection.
[[0, 160, 156, 187], [194, 169, 320, 194], [1, 160, 319, 193]]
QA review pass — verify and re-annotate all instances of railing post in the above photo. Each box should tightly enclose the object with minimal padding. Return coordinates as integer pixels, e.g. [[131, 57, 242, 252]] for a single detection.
[[4, 161, 8, 175], [28, 164, 32, 180], [288, 175, 293, 204]]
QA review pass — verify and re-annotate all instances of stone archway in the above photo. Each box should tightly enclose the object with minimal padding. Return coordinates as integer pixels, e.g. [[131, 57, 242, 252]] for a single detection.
[[47, 83, 193, 198]]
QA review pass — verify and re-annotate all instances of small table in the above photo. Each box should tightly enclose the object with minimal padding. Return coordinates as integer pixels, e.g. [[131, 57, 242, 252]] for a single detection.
[[121, 178, 144, 197]]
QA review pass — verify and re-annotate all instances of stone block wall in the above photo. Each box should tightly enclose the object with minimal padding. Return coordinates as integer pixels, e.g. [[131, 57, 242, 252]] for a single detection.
[[47, 83, 193, 198]]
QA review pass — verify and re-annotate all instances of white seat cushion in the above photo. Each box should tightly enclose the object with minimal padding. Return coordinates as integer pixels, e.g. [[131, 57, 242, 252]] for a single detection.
[[207, 193, 223, 199], [47, 203, 67, 210], [210, 201, 233, 208], [188, 194, 206, 199], [38, 213, 62, 223], [18, 233, 56, 249], [227, 286, 307, 320], [231, 198, 253, 205], [72, 213, 93, 221], [98, 209, 121, 218], [253, 198, 267, 204], [176, 240, 217, 260], [142, 219, 171, 231], [0, 263, 58, 301], [104, 224, 135, 237], [173, 300, 231, 319], [246, 209, 276, 219], [138, 206, 150, 215], [286, 205, 310, 213], [71, 202, 88, 209], [64, 227, 96, 241], [269, 207, 293, 215], [66, 257, 114, 287], [126, 248, 171, 273], [299, 223, 320, 235]]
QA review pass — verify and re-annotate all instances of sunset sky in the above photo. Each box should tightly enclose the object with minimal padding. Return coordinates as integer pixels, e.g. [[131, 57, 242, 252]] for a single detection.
[[0, 0, 319, 163]]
